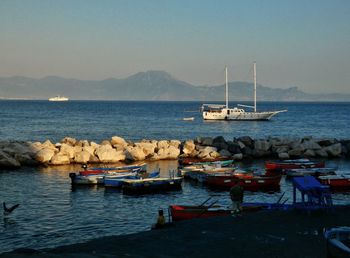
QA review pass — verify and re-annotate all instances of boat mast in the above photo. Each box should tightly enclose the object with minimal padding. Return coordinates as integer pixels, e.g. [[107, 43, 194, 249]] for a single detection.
[[225, 66, 228, 108], [253, 61, 257, 112]]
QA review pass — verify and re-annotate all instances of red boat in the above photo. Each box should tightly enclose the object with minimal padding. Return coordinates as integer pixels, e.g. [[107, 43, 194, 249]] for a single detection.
[[318, 174, 350, 190], [265, 159, 325, 172], [205, 173, 282, 191]]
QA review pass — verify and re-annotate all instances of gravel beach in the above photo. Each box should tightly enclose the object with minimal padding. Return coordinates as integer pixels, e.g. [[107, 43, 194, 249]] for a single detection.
[[2, 206, 350, 258]]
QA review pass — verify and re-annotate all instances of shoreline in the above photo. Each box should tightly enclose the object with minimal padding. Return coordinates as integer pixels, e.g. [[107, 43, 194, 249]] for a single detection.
[[2, 206, 350, 258]]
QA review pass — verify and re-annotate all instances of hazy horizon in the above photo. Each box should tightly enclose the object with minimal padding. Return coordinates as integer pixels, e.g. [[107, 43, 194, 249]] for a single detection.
[[1, 0, 349, 94]]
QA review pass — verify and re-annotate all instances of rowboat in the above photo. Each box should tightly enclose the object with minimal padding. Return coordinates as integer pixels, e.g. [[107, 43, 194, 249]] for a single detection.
[[169, 202, 291, 221], [205, 173, 282, 191], [265, 159, 325, 172], [69, 173, 104, 185], [79, 163, 147, 176], [318, 174, 350, 190], [324, 227, 350, 258], [179, 157, 233, 166], [122, 177, 183, 195], [183, 167, 236, 182], [104, 170, 160, 188], [284, 167, 337, 178]]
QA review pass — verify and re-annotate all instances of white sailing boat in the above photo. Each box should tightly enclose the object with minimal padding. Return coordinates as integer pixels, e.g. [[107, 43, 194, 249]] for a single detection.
[[201, 62, 287, 121], [48, 95, 69, 102]]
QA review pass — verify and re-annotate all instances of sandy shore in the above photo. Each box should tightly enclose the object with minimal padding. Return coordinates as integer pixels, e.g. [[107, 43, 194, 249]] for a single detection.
[[1, 206, 350, 258]]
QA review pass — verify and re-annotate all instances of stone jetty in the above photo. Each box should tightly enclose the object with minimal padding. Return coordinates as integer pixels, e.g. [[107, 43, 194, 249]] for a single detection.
[[0, 136, 349, 169]]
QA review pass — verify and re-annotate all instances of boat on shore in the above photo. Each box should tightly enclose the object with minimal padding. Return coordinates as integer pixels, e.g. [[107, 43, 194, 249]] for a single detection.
[[201, 63, 286, 121], [324, 227, 350, 258], [48, 95, 69, 101]]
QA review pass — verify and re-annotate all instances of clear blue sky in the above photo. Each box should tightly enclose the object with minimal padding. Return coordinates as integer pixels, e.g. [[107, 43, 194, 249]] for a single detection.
[[0, 0, 349, 93]]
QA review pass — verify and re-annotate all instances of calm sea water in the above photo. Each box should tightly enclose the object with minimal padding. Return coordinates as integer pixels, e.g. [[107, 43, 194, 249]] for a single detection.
[[0, 100, 350, 253]]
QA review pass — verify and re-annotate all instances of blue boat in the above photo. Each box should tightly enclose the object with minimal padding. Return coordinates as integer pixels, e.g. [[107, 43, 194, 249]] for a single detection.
[[104, 170, 160, 188]]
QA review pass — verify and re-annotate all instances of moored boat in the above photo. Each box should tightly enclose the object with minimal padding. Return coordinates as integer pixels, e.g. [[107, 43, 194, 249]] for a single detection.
[[179, 157, 233, 166], [265, 159, 325, 172], [285, 167, 337, 178], [104, 170, 160, 188], [205, 172, 282, 191], [324, 227, 350, 258], [79, 163, 146, 176], [318, 174, 350, 191], [122, 177, 183, 195]]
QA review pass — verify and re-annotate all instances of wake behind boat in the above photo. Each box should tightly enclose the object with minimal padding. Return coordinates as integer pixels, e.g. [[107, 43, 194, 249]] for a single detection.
[[202, 63, 287, 121]]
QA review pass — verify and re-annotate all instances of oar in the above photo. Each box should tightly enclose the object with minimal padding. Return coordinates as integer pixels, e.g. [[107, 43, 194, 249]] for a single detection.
[[196, 200, 219, 218], [199, 197, 212, 207]]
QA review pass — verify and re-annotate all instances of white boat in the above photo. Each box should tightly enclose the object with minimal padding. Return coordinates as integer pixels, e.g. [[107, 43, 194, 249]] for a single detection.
[[324, 227, 350, 258], [49, 95, 69, 101], [201, 63, 287, 121]]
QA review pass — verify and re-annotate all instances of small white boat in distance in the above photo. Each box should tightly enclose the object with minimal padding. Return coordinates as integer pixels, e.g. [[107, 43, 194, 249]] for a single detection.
[[49, 95, 69, 101], [202, 63, 287, 121], [183, 117, 195, 121]]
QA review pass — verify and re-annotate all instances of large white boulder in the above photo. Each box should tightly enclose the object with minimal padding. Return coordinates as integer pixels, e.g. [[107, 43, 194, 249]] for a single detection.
[[301, 140, 322, 150], [35, 148, 56, 163], [169, 140, 181, 149], [60, 137, 77, 146], [157, 140, 169, 149], [59, 143, 75, 159], [152, 146, 180, 160], [135, 142, 156, 157], [254, 140, 271, 152], [111, 136, 128, 147], [95, 145, 125, 162], [50, 153, 70, 165], [124, 146, 146, 161], [74, 150, 91, 164], [183, 140, 196, 155], [324, 143, 342, 157]]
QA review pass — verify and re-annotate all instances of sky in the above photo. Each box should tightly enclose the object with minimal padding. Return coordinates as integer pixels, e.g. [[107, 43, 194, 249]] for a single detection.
[[0, 0, 349, 94]]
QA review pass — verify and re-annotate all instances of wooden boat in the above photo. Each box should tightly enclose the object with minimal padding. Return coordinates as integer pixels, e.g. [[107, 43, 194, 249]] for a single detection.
[[324, 227, 350, 258], [169, 202, 291, 221], [265, 159, 325, 172], [104, 170, 160, 188], [205, 172, 282, 191], [285, 167, 337, 178], [179, 157, 233, 166], [69, 173, 104, 185], [318, 174, 350, 190], [183, 167, 236, 182], [122, 177, 182, 195], [79, 163, 146, 176]]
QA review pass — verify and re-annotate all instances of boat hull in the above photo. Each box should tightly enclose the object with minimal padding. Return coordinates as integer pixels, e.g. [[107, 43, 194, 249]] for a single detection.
[[205, 174, 282, 191], [318, 175, 350, 191], [122, 177, 183, 195], [324, 227, 350, 258]]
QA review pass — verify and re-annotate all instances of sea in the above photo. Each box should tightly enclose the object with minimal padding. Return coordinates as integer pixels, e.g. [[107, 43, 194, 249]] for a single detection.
[[0, 100, 350, 253]]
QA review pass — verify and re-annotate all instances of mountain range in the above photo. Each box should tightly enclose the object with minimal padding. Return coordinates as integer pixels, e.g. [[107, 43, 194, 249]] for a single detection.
[[0, 70, 349, 101]]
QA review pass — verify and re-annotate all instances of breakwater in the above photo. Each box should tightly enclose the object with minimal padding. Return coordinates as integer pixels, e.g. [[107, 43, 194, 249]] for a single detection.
[[0, 136, 349, 169]]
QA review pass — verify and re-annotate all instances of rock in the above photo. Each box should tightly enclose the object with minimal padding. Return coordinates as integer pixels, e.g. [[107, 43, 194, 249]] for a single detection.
[[59, 143, 75, 159], [157, 140, 169, 149], [90, 142, 100, 149], [241, 147, 253, 157], [213, 136, 226, 144], [317, 139, 336, 147], [227, 141, 241, 154], [101, 140, 111, 146], [254, 140, 271, 152], [60, 137, 77, 146], [315, 149, 328, 158], [232, 153, 243, 160], [201, 137, 213, 146], [209, 151, 221, 158], [219, 149, 232, 157], [183, 140, 196, 155], [324, 143, 342, 157], [41, 140, 57, 151], [124, 146, 146, 161], [237, 136, 254, 148], [169, 140, 181, 148], [288, 148, 303, 157], [197, 146, 217, 159], [95, 145, 125, 162], [50, 153, 70, 165], [14, 153, 38, 166], [74, 150, 91, 164], [83, 146, 96, 157], [35, 148, 55, 163], [135, 142, 156, 157], [278, 152, 290, 159], [237, 141, 246, 150], [212, 141, 228, 151], [152, 146, 180, 160], [111, 136, 128, 147], [253, 150, 271, 158], [272, 146, 289, 154], [304, 149, 316, 157], [301, 140, 321, 150], [0, 150, 21, 168]]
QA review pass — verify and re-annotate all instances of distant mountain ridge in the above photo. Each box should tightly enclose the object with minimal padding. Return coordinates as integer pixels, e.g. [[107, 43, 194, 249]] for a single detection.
[[0, 71, 349, 101]]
